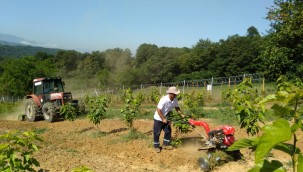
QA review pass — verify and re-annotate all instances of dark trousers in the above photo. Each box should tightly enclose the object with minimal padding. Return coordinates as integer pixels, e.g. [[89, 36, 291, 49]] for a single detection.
[[153, 119, 172, 148]]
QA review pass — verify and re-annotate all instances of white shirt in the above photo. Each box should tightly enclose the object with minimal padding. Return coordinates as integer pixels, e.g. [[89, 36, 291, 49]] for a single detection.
[[154, 94, 179, 121]]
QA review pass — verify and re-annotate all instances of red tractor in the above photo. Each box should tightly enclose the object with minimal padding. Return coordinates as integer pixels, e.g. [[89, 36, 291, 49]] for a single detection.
[[24, 77, 78, 122]]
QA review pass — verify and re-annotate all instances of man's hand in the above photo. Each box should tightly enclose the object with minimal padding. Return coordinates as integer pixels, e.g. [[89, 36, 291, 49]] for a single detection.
[[162, 118, 168, 123], [180, 114, 185, 118]]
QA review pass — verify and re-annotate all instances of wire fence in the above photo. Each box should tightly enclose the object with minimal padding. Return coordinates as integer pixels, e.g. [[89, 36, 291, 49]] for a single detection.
[[0, 96, 24, 103], [1, 73, 270, 103], [71, 73, 269, 100]]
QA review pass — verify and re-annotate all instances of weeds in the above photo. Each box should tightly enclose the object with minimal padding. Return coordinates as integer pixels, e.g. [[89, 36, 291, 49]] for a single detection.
[[32, 128, 48, 134], [90, 131, 107, 138], [121, 129, 148, 141], [71, 165, 94, 172]]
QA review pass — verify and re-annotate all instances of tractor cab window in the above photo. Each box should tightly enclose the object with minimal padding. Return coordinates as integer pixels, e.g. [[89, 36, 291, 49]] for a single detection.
[[44, 82, 51, 93], [43, 80, 64, 93], [53, 80, 64, 92], [34, 81, 43, 95]]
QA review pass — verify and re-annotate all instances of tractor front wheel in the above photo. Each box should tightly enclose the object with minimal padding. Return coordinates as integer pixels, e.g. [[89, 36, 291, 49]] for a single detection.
[[42, 102, 56, 122], [25, 98, 38, 122]]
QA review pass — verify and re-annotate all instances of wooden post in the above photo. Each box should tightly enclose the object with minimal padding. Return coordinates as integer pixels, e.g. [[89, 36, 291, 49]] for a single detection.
[[228, 78, 230, 88], [262, 78, 265, 95], [183, 80, 185, 94], [160, 82, 162, 95]]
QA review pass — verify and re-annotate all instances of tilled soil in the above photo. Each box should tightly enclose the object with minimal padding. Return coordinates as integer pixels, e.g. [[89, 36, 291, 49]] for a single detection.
[[0, 118, 294, 172]]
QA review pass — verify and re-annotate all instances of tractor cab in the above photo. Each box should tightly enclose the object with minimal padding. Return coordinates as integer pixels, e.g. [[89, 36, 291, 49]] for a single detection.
[[33, 78, 64, 95]]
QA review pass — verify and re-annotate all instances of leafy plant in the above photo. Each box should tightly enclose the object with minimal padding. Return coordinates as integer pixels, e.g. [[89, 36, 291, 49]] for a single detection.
[[60, 103, 78, 122], [170, 138, 182, 148], [221, 88, 232, 102], [168, 112, 194, 147], [168, 112, 193, 134], [86, 96, 108, 129], [0, 130, 42, 172], [147, 87, 160, 103], [228, 78, 265, 135], [60, 103, 79, 131], [135, 91, 145, 105], [228, 78, 303, 172], [182, 90, 204, 117], [120, 88, 141, 130]]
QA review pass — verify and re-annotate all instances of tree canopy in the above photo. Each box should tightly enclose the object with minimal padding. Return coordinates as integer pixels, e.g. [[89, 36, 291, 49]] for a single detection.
[[261, 0, 303, 79]]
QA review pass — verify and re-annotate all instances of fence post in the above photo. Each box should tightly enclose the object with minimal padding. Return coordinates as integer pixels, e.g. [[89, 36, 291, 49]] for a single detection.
[[183, 80, 185, 94], [228, 78, 230, 88], [262, 78, 265, 95], [160, 82, 162, 95], [95, 89, 99, 96]]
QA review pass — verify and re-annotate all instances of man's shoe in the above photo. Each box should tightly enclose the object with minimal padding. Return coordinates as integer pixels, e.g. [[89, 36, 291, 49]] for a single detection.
[[163, 145, 173, 150], [154, 147, 161, 153]]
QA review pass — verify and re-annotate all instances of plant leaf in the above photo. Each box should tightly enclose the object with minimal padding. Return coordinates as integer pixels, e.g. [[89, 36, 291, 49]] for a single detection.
[[227, 138, 259, 151], [255, 119, 292, 163], [291, 119, 302, 132], [259, 94, 276, 104], [248, 160, 285, 172], [273, 143, 295, 156]]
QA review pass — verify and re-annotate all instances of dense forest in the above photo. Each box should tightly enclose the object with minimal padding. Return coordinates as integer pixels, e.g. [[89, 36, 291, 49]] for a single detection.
[[0, 0, 302, 97]]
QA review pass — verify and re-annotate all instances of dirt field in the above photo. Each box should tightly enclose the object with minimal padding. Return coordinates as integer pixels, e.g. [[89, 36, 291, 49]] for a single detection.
[[0, 117, 294, 172]]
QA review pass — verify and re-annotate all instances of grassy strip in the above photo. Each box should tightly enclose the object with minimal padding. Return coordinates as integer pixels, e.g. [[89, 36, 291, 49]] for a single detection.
[[0, 102, 23, 117]]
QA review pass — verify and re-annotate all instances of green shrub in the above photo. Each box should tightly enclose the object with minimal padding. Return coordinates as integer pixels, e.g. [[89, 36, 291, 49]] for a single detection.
[[60, 103, 78, 122], [0, 130, 42, 172], [86, 96, 108, 129], [228, 77, 303, 171], [120, 88, 141, 130]]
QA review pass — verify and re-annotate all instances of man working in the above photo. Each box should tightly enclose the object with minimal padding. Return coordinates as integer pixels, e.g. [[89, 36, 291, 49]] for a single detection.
[[153, 86, 184, 153]]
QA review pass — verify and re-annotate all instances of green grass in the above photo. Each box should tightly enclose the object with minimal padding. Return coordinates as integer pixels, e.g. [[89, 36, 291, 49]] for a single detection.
[[106, 129, 149, 145], [90, 131, 107, 138], [65, 148, 78, 154], [32, 128, 48, 134], [202, 107, 237, 125], [0, 102, 21, 116], [121, 129, 148, 141]]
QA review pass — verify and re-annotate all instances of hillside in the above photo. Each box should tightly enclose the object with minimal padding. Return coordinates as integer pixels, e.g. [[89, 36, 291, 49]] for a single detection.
[[0, 43, 61, 58]]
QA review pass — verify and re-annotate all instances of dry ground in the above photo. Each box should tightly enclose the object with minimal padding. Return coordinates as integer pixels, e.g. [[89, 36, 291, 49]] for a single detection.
[[0, 116, 296, 172]]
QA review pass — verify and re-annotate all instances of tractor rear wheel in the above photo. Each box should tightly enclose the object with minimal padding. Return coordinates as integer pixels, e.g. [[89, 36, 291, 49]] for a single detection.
[[25, 98, 38, 122], [42, 102, 56, 122]]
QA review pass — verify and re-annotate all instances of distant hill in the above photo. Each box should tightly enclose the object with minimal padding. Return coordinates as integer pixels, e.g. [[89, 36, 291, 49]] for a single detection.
[[0, 44, 61, 58], [0, 33, 62, 58], [0, 33, 25, 44]]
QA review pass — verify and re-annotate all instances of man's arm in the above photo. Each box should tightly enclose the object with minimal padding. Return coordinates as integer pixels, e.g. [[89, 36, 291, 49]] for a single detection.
[[156, 108, 168, 123], [175, 107, 185, 118]]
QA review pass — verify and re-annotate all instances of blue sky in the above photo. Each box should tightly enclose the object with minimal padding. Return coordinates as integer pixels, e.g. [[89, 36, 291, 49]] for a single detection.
[[0, 0, 274, 55]]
